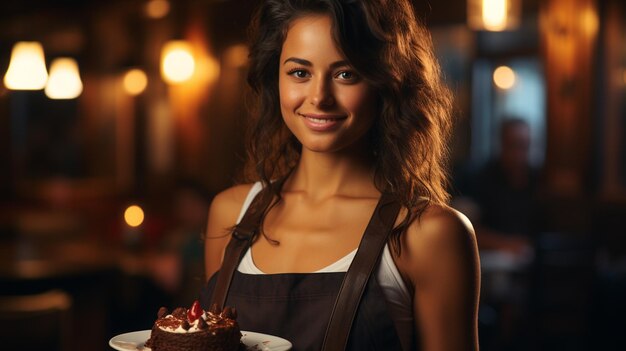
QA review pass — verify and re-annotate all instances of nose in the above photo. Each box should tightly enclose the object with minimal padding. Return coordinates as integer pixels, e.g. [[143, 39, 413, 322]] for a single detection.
[[309, 76, 335, 107]]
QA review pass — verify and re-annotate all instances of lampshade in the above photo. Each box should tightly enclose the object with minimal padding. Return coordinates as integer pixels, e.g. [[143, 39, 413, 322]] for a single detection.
[[467, 0, 521, 31], [161, 40, 195, 84], [44, 58, 83, 99], [3, 42, 49, 90]]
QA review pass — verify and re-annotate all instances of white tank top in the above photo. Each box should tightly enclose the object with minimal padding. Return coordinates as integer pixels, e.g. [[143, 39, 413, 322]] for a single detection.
[[236, 182, 414, 350]]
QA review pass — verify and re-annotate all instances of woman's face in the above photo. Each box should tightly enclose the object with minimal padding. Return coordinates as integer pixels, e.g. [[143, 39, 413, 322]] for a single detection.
[[278, 15, 377, 154]]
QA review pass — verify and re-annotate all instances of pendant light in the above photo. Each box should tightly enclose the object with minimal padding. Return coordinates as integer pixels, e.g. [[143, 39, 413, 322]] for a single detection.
[[467, 0, 521, 31], [44, 57, 83, 99], [3, 42, 49, 90], [161, 40, 195, 84]]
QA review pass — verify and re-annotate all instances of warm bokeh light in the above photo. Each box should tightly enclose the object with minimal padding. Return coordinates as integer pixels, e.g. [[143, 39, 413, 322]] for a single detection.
[[205, 55, 220, 85], [483, 0, 507, 31], [3, 41, 49, 90], [623, 69, 626, 86], [124, 205, 145, 228], [145, 0, 170, 19], [581, 6, 599, 38], [467, 0, 519, 31], [493, 65, 516, 89], [44, 58, 83, 99], [223, 44, 249, 68], [161, 40, 195, 84], [123, 68, 148, 95]]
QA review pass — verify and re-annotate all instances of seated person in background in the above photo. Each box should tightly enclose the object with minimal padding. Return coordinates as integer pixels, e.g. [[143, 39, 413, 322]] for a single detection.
[[471, 118, 544, 256], [452, 118, 545, 350]]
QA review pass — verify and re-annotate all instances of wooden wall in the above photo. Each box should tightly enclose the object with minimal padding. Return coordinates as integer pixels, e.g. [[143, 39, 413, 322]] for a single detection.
[[540, 0, 599, 197]]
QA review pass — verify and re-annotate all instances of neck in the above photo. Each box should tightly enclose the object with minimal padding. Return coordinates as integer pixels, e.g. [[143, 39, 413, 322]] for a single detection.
[[284, 147, 378, 200]]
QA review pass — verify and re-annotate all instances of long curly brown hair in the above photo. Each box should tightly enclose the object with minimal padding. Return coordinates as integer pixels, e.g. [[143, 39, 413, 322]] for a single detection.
[[241, 0, 454, 251]]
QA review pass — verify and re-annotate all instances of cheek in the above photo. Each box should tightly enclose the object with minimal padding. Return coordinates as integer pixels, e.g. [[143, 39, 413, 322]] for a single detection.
[[341, 88, 377, 123], [279, 79, 302, 111], [278, 81, 299, 133]]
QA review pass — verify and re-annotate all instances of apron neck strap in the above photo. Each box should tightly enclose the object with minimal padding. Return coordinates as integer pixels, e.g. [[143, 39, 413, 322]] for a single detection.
[[321, 192, 401, 351], [209, 185, 269, 310]]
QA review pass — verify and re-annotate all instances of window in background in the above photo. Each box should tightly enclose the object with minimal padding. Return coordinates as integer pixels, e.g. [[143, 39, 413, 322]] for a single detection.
[[472, 57, 546, 167]]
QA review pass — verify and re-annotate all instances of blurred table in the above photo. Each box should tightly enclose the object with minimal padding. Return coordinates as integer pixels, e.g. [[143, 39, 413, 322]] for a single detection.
[[0, 238, 118, 282], [480, 248, 534, 299], [479, 249, 535, 350], [0, 237, 123, 351]]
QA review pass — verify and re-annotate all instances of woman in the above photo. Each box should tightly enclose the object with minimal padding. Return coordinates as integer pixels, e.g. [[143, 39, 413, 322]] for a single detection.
[[202, 0, 480, 350]]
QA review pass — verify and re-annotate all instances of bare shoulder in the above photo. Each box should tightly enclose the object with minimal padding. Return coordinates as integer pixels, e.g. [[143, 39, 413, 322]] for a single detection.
[[207, 183, 256, 230], [213, 183, 256, 210], [204, 183, 256, 279], [396, 203, 479, 285], [408, 204, 476, 253]]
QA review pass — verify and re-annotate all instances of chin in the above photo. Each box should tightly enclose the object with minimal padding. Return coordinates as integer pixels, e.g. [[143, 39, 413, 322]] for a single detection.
[[297, 136, 338, 153]]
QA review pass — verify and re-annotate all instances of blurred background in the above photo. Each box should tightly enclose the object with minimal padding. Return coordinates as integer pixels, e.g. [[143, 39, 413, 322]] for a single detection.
[[0, 0, 624, 350]]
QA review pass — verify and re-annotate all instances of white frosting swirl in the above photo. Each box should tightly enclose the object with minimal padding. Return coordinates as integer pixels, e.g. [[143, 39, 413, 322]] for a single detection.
[[158, 313, 208, 333]]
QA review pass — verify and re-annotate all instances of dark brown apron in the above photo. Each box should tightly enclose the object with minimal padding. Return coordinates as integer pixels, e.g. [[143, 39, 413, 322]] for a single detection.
[[200, 189, 408, 350]]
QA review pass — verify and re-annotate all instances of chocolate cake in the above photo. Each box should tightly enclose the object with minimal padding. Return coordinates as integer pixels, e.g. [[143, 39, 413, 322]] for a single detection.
[[145, 301, 242, 351]]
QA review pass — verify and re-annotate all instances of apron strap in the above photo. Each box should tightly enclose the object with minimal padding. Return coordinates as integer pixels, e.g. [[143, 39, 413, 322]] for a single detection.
[[321, 192, 401, 351], [209, 186, 269, 310]]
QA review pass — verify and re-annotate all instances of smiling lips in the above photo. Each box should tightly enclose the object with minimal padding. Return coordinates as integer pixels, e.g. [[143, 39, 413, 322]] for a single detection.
[[299, 112, 347, 132]]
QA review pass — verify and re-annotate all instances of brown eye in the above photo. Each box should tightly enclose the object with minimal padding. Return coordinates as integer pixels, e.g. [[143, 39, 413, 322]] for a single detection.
[[338, 71, 353, 79], [287, 69, 309, 79], [335, 70, 359, 83]]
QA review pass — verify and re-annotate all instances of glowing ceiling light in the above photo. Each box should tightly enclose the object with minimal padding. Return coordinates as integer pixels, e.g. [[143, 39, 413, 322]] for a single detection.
[[45, 58, 83, 99], [483, 0, 508, 31], [3, 42, 49, 90], [467, 0, 521, 32], [161, 40, 196, 84]]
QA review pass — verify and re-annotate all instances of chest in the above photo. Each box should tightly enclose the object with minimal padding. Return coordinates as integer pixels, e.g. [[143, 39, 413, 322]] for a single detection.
[[251, 196, 378, 273]]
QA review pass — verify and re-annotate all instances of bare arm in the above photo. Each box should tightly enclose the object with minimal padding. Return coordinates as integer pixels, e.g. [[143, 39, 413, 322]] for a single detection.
[[204, 184, 254, 281], [396, 206, 481, 350]]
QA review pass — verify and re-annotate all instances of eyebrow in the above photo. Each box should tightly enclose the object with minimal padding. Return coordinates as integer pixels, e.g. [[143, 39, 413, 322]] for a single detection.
[[283, 57, 350, 70]]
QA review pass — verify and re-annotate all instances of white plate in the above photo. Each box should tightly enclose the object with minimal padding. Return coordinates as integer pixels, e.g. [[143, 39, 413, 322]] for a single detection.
[[108, 330, 292, 351], [109, 330, 151, 351], [241, 331, 292, 350]]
